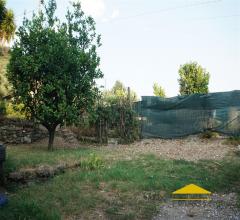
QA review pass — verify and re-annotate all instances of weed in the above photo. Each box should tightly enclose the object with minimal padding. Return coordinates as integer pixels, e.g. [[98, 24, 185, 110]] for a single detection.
[[81, 153, 105, 170], [226, 136, 240, 146], [200, 130, 219, 139]]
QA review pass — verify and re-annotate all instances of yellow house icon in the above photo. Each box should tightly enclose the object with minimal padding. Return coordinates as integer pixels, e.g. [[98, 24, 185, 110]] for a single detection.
[[172, 184, 211, 201]]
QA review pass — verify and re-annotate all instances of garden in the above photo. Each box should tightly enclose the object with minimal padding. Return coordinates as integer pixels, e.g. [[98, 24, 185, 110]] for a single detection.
[[0, 0, 240, 219]]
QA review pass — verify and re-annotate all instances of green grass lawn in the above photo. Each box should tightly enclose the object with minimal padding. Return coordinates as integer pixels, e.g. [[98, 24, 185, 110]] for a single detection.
[[1, 145, 240, 220]]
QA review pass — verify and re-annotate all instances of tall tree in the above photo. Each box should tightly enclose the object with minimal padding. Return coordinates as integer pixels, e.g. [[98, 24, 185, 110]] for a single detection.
[[153, 82, 166, 97], [178, 62, 210, 95], [7, 0, 103, 150], [103, 80, 137, 104], [112, 80, 127, 97], [0, 0, 16, 53]]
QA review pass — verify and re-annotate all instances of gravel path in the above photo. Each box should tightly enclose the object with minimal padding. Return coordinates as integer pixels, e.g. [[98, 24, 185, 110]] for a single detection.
[[153, 193, 240, 220]]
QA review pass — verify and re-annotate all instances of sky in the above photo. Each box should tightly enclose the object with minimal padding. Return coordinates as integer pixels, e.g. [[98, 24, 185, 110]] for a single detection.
[[6, 0, 240, 98]]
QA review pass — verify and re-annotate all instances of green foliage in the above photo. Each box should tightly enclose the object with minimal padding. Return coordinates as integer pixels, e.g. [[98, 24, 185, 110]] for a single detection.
[[0, 100, 6, 115], [226, 136, 240, 146], [0, 9, 15, 42], [0, 54, 10, 97], [0, 1, 6, 22], [94, 102, 140, 144], [0, 68, 9, 97], [178, 61, 210, 95], [0, 0, 7, 42], [5, 101, 26, 118], [115, 104, 140, 144], [0, 199, 61, 220], [103, 80, 138, 105], [0, 101, 27, 119], [7, 0, 102, 149], [75, 81, 139, 144], [153, 82, 166, 97], [0, 0, 16, 54], [112, 80, 126, 97], [200, 130, 219, 139], [81, 153, 104, 170]]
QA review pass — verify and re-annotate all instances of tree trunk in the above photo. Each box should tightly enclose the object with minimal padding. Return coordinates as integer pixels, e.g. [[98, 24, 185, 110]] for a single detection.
[[48, 127, 56, 151]]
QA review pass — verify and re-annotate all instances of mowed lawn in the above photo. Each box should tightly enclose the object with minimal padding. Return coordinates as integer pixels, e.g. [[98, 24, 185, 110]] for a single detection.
[[1, 144, 240, 220]]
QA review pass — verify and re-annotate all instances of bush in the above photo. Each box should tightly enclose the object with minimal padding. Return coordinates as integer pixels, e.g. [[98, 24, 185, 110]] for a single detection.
[[226, 136, 240, 146], [73, 84, 140, 144], [0, 101, 6, 116], [115, 105, 140, 144], [200, 130, 219, 139], [5, 102, 26, 119], [81, 153, 104, 170], [94, 103, 140, 144], [0, 101, 26, 118]]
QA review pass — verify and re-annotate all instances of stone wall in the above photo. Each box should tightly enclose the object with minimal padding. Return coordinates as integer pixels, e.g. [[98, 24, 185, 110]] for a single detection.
[[0, 117, 48, 144]]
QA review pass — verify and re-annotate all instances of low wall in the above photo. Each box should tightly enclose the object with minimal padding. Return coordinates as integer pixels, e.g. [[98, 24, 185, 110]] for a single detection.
[[0, 117, 48, 144]]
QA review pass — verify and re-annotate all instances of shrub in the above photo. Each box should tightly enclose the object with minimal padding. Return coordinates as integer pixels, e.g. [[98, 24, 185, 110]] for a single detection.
[[200, 130, 219, 139], [81, 153, 104, 170], [0, 100, 6, 116], [5, 102, 26, 119], [226, 136, 240, 146], [94, 103, 140, 144], [115, 105, 140, 144]]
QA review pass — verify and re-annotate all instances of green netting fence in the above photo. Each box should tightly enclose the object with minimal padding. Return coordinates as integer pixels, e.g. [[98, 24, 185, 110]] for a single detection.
[[135, 90, 240, 138]]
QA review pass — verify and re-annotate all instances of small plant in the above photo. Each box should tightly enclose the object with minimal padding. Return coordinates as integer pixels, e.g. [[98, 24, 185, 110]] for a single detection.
[[81, 153, 104, 170], [226, 136, 240, 146], [200, 130, 219, 139]]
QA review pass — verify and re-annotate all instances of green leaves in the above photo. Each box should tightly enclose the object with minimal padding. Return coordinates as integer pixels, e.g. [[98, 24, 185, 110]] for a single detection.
[[7, 0, 103, 148], [0, 0, 16, 49], [103, 81, 138, 105], [178, 61, 210, 95], [153, 82, 166, 97], [0, 54, 10, 98]]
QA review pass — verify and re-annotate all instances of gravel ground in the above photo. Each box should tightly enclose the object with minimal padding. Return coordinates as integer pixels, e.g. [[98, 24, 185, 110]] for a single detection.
[[153, 193, 240, 220], [32, 134, 237, 161], [105, 135, 236, 161]]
